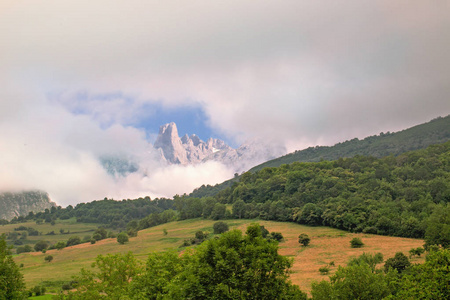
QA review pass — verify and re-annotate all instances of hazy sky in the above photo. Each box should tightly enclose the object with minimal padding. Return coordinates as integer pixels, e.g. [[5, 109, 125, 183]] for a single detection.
[[1, 1, 449, 205]]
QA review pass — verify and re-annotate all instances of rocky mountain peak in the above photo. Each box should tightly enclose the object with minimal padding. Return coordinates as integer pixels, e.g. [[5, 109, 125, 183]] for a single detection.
[[190, 134, 202, 146], [153, 122, 286, 172], [154, 123, 187, 164]]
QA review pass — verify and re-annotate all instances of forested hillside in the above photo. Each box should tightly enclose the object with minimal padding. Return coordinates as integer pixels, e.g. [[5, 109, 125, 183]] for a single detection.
[[173, 142, 450, 247], [251, 115, 450, 172], [189, 115, 450, 198]]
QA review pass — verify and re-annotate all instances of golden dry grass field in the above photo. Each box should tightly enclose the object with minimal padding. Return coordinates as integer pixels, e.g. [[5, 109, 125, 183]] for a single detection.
[[10, 219, 424, 293]]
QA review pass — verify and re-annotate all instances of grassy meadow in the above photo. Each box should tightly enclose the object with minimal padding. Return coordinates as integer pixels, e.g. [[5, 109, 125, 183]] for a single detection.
[[9, 219, 425, 293]]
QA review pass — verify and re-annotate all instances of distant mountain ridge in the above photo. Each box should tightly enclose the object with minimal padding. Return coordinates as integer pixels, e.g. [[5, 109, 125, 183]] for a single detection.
[[189, 115, 450, 198], [0, 191, 56, 221]]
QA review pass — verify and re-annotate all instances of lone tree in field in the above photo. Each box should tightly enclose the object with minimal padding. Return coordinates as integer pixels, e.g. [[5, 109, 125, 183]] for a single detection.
[[350, 237, 364, 248], [117, 232, 129, 245], [298, 233, 310, 246], [44, 255, 53, 263]]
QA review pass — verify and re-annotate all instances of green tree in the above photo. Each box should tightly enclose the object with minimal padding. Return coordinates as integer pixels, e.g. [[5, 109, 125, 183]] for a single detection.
[[62, 252, 140, 299], [425, 205, 450, 248], [34, 240, 49, 252], [16, 245, 33, 254], [93, 228, 107, 240], [409, 247, 425, 258], [213, 221, 229, 234], [117, 232, 129, 245], [55, 241, 66, 250], [298, 233, 310, 246], [348, 252, 383, 272], [350, 237, 364, 248], [311, 262, 393, 299], [295, 203, 323, 226], [44, 255, 53, 263], [232, 199, 246, 219], [66, 236, 81, 247], [210, 203, 226, 220], [129, 250, 184, 299], [384, 252, 410, 273], [0, 235, 26, 299], [389, 249, 450, 299], [92, 233, 102, 241]]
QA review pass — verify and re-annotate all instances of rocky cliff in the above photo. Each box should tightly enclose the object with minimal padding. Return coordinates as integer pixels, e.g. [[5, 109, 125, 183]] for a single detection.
[[154, 122, 286, 173], [0, 190, 56, 221]]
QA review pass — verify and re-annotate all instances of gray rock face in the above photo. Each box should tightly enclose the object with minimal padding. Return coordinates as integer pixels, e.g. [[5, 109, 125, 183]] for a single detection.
[[154, 123, 232, 165], [153, 123, 286, 173], [0, 190, 56, 221], [154, 122, 188, 164]]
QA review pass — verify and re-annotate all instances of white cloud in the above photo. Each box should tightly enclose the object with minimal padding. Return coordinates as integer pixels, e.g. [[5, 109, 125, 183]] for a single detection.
[[1, 1, 449, 204]]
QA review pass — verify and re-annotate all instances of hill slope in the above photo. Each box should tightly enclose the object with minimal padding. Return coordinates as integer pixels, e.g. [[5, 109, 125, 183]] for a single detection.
[[189, 115, 450, 198]]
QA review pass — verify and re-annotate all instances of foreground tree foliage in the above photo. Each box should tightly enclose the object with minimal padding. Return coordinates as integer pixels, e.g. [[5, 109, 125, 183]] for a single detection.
[[0, 235, 26, 299], [311, 249, 450, 300], [60, 224, 306, 300], [311, 263, 394, 300], [387, 248, 450, 299]]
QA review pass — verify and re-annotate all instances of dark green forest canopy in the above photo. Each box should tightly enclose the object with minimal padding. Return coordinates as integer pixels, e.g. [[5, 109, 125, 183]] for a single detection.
[[190, 115, 450, 198]]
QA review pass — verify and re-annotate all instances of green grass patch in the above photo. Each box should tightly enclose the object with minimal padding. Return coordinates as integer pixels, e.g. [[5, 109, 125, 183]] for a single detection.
[[158, 237, 180, 243]]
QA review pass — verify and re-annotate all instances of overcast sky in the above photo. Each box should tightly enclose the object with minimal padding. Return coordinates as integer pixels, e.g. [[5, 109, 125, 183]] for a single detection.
[[1, 1, 449, 206]]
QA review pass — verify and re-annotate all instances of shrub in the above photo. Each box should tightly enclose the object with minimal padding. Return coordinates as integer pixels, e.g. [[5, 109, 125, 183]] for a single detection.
[[350, 237, 364, 248], [195, 231, 206, 241], [319, 266, 330, 275], [34, 240, 49, 252], [32, 285, 46, 296], [17, 245, 32, 254], [270, 232, 284, 242], [117, 232, 129, 245], [298, 233, 310, 246], [66, 236, 81, 247], [55, 241, 66, 250], [213, 221, 229, 234], [127, 228, 138, 237], [44, 255, 53, 263], [409, 247, 425, 258], [384, 252, 410, 273], [82, 235, 92, 243]]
